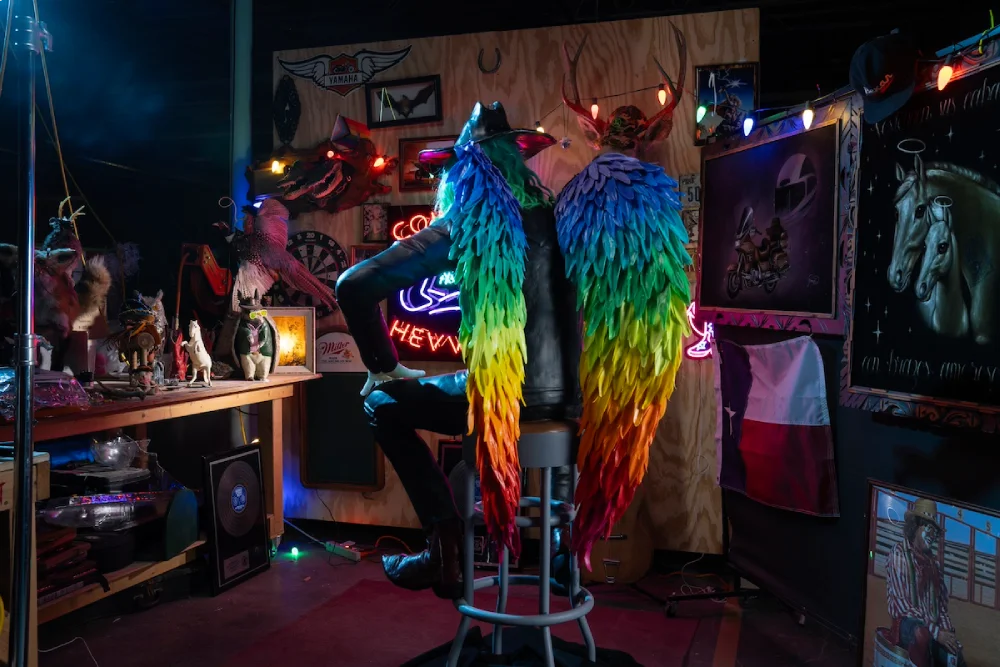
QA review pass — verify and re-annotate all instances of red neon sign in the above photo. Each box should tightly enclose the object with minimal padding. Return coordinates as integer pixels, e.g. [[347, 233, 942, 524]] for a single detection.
[[392, 214, 433, 241], [390, 318, 461, 356]]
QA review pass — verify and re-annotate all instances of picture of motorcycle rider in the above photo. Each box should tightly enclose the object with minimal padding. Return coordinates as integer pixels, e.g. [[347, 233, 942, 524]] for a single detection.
[[732, 208, 789, 278]]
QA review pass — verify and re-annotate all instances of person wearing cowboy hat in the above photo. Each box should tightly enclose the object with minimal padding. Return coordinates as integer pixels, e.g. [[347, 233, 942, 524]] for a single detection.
[[335, 102, 580, 599], [885, 498, 966, 667]]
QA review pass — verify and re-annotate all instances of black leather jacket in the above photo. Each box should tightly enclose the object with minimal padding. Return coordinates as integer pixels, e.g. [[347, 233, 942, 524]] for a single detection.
[[336, 206, 582, 420]]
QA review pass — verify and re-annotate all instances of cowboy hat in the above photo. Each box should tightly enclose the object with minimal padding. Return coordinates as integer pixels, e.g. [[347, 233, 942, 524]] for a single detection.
[[417, 101, 556, 168], [904, 498, 941, 530]]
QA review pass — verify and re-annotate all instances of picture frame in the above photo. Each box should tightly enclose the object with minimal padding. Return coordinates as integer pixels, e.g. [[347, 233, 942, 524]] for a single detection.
[[694, 62, 759, 146], [267, 306, 316, 375], [861, 481, 1000, 667], [697, 112, 846, 332], [365, 75, 443, 129], [362, 202, 389, 242], [398, 135, 457, 192], [841, 58, 1000, 431], [351, 244, 386, 266]]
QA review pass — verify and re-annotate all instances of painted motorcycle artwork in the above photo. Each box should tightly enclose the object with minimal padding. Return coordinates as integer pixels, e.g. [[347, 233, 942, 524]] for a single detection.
[[849, 66, 1000, 410], [699, 121, 839, 317]]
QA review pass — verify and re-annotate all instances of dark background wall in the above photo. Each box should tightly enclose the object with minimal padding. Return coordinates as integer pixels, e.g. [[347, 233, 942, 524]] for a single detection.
[[1, 0, 996, 643]]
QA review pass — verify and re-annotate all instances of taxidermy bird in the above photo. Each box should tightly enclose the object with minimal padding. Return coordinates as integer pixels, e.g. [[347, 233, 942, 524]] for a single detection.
[[376, 82, 436, 119], [277, 114, 398, 213], [230, 198, 338, 314]]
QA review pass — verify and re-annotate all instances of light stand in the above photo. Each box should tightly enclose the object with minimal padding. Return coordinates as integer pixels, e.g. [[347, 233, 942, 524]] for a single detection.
[[9, 1, 51, 665]]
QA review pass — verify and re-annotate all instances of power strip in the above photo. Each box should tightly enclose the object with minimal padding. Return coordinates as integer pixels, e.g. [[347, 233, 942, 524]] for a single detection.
[[325, 540, 362, 562]]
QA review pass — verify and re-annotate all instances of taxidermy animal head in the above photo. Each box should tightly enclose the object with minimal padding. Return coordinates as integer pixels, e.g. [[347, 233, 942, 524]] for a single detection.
[[43, 198, 86, 255], [276, 115, 398, 213], [561, 23, 687, 159], [141, 290, 167, 331], [0, 245, 81, 344]]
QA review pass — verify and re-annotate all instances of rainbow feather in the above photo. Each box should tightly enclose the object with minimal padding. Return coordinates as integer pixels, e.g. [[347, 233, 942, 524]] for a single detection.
[[555, 153, 692, 569], [442, 144, 528, 556]]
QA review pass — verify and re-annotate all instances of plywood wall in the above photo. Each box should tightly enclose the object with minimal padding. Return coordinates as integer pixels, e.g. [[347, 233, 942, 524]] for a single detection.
[[274, 9, 758, 553]]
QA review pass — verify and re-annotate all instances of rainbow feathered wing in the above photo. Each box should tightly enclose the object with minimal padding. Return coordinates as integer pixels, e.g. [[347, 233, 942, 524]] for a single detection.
[[443, 144, 528, 556], [555, 153, 692, 569]]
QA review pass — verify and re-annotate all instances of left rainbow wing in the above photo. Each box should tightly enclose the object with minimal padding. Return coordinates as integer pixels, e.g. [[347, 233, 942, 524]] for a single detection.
[[555, 153, 692, 569], [445, 144, 528, 556]]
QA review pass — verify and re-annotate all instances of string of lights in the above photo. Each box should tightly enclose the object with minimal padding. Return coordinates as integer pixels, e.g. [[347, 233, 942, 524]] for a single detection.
[[533, 11, 998, 140]]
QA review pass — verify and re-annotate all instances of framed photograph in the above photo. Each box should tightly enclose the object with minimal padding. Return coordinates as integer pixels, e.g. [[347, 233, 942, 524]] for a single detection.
[[362, 203, 389, 242], [267, 306, 316, 375], [365, 75, 442, 129], [694, 62, 759, 146], [862, 481, 999, 667], [398, 136, 457, 192], [843, 62, 1000, 430], [698, 118, 840, 324], [351, 244, 385, 266]]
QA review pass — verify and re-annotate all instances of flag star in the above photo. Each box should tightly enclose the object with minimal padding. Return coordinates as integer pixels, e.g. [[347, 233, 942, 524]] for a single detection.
[[873, 321, 883, 343], [724, 404, 736, 434]]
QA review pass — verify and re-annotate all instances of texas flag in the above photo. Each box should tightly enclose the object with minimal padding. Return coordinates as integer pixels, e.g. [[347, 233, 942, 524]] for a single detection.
[[714, 336, 839, 517]]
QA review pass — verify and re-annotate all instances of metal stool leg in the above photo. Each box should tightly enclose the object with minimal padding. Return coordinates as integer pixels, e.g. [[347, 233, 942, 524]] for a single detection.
[[447, 464, 478, 667], [570, 464, 596, 662], [539, 466, 555, 667], [493, 546, 509, 654]]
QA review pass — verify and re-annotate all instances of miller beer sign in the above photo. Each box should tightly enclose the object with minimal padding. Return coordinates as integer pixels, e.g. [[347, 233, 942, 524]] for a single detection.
[[277, 47, 412, 96]]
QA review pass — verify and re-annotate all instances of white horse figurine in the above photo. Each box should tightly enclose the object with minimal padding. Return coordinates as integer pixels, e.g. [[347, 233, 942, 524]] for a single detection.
[[914, 198, 969, 338], [181, 320, 212, 387]]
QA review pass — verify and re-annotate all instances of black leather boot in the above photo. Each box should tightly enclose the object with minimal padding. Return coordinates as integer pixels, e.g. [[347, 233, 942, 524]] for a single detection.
[[381, 517, 464, 598]]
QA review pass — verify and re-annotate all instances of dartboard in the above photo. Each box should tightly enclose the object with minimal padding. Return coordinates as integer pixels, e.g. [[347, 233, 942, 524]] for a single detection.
[[272, 230, 349, 318]]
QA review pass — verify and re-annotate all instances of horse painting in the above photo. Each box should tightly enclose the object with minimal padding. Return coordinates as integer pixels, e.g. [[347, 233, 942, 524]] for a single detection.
[[914, 199, 969, 338], [888, 154, 1000, 344]]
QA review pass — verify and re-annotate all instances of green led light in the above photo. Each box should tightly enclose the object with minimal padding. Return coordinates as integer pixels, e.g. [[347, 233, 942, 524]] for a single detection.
[[291, 547, 300, 558], [696, 105, 707, 123]]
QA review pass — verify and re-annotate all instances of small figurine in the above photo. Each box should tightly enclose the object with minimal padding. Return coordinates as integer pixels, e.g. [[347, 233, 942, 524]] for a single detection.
[[171, 329, 188, 381], [234, 290, 275, 382], [182, 319, 212, 387], [140, 290, 168, 352], [108, 292, 162, 386]]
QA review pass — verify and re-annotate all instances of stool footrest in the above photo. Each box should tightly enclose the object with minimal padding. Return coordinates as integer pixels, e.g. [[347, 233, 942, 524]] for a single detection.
[[473, 498, 575, 529], [452, 580, 595, 627]]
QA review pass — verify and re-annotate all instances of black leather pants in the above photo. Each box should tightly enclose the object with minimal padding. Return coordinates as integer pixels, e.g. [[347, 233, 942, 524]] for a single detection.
[[364, 371, 572, 531]]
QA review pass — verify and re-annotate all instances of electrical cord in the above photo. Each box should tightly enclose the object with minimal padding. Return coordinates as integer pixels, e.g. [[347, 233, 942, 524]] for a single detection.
[[40, 636, 100, 667]]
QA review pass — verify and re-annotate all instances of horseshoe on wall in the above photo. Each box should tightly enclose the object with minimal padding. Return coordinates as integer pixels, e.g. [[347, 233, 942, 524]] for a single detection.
[[477, 48, 502, 74]]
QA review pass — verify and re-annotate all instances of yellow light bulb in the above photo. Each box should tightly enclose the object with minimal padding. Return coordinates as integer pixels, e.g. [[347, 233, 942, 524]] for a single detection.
[[535, 122, 544, 133], [802, 107, 814, 130], [590, 99, 599, 120], [270, 160, 282, 174], [373, 156, 385, 168], [937, 64, 954, 91], [657, 85, 667, 106]]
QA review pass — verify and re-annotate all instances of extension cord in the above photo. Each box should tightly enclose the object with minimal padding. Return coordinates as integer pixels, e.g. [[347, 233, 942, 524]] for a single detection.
[[325, 540, 362, 562]]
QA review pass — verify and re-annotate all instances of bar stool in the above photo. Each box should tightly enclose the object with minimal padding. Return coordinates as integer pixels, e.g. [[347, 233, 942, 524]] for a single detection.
[[445, 421, 597, 667]]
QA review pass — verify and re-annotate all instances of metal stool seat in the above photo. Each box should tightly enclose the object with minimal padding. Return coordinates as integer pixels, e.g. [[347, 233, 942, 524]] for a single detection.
[[446, 421, 597, 667]]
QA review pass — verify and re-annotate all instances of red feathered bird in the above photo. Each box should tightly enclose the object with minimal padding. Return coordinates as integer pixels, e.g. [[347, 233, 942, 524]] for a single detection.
[[231, 198, 337, 313]]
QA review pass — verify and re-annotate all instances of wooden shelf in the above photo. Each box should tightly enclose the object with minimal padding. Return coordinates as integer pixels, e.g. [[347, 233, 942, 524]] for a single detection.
[[37, 539, 206, 624]]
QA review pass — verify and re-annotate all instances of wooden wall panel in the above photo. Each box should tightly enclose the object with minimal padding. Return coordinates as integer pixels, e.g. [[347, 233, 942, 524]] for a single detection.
[[273, 10, 756, 548]]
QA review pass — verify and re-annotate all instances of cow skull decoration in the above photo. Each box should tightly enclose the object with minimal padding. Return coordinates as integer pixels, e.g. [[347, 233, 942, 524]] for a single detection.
[[562, 22, 687, 159]]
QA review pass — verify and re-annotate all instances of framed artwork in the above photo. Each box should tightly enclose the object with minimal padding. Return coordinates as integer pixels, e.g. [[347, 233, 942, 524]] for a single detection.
[[365, 75, 443, 129], [698, 117, 842, 327], [362, 203, 389, 242], [351, 244, 385, 266], [842, 62, 1000, 430], [398, 136, 457, 192], [694, 62, 759, 146], [267, 306, 316, 375], [862, 481, 999, 667]]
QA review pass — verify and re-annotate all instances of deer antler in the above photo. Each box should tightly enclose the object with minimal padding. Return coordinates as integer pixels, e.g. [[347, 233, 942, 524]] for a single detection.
[[68, 206, 86, 224], [57, 196, 72, 220], [641, 22, 688, 151], [561, 36, 605, 150]]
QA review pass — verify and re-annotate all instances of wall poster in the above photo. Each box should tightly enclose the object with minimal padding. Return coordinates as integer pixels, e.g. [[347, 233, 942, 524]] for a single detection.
[[844, 63, 1000, 429]]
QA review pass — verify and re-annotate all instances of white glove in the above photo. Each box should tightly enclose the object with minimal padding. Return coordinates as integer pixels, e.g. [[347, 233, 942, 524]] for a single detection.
[[359, 364, 426, 397]]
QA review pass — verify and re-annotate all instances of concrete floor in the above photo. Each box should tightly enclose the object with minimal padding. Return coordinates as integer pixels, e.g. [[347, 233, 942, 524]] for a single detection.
[[36, 529, 855, 667]]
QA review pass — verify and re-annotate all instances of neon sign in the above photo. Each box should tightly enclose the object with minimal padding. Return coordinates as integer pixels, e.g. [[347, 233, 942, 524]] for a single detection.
[[399, 274, 460, 315], [392, 213, 432, 241], [684, 302, 715, 360], [390, 319, 461, 355]]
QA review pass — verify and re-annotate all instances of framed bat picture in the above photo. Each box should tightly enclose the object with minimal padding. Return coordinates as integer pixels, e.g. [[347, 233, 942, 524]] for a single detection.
[[365, 75, 443, 129]]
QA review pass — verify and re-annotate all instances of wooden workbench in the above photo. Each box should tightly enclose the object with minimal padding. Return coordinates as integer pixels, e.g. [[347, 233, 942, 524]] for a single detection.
[[0, 374, 317, 664]]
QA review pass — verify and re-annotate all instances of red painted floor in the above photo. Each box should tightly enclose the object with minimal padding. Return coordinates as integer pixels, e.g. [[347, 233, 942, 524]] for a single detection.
[[37, 539, 854, 667]]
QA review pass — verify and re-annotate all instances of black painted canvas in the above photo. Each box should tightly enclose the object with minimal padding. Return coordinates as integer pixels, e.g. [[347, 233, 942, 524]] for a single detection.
[[850, 65, 1000, 408]]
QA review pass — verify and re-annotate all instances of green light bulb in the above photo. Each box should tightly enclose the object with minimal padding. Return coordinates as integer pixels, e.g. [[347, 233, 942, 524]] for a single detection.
[[291, 547, 300, 557], [696, 106, 707, 123]]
